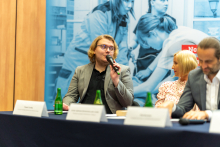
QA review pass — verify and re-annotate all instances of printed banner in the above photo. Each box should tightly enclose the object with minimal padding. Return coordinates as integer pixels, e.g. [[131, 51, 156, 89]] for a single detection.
[[45, 0, 217, 109]]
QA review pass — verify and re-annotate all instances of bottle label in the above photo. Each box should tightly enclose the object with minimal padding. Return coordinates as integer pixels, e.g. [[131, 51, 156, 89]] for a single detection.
[[54, 103, 62, 110], [94, 99, 102, 105], [54, 103, 63, 115]]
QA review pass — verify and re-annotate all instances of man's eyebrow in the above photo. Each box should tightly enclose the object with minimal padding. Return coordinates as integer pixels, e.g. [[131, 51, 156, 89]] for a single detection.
[[200, 59, 213, 62]]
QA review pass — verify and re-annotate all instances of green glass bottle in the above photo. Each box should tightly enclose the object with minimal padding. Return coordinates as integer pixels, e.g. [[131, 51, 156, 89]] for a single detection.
[[94, 90, 103, 105], [144, 92, 153, 107], [54, 88, 63, 115]]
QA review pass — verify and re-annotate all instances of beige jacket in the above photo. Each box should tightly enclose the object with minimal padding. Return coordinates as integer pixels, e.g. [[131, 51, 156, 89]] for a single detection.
[[63, 63, 134, 114]]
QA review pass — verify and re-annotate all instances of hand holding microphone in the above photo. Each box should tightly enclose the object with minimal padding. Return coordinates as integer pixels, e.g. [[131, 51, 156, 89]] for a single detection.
[[106, 55, 121, 87], [106, 55, 120, 75]]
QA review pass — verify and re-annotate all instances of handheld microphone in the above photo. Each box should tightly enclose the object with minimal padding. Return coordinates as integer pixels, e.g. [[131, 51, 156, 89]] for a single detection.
[[179, 118, 206, 125], [106, 55, 120, 75]]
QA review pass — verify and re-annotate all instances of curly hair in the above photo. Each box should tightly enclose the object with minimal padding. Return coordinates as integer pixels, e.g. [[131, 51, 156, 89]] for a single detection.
[[88, 35, 119, 63]]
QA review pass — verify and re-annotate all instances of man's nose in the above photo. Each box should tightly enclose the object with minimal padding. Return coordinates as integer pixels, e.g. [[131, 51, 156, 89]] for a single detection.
[[201, 63, 207, 69]]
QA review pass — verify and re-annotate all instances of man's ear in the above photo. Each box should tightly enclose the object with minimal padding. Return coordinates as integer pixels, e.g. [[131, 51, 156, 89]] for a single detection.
[[93, 49, 96, 54]]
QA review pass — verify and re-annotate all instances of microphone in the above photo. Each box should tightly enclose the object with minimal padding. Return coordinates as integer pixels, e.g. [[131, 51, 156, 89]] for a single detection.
[[106, 55, 120, 75], [179, 118, 206, 125]]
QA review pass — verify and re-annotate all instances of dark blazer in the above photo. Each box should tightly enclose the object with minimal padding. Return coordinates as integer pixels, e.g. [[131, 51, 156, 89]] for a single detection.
[[63, 63, 134, 113], [172, 68, 220, 118]]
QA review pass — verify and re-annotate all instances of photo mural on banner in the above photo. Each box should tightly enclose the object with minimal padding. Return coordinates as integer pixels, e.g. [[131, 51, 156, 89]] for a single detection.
[[45, 0, 220, 109]]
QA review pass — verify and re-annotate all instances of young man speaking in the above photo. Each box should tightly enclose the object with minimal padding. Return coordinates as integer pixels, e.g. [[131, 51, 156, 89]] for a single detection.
[[62, 35, 134, 114]]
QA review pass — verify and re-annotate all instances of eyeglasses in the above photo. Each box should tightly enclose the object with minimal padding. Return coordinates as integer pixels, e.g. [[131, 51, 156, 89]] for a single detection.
[[97, 44, 114, 51]]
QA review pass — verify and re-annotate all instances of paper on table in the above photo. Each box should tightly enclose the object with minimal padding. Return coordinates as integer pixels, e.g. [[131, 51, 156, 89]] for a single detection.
[[106, 114, 117, 117], [106, 114, 178, 120], [13, 100, 48, 117], [66, 104, 107, 122], [105, 114, 125, 119], [107, 116, 126, 119], [171, 119, 179, 122]]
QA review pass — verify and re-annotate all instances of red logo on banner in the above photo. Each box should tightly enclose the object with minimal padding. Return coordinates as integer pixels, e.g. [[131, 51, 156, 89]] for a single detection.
[[182, 45, 199, 66], [182, 45, 197, 53]]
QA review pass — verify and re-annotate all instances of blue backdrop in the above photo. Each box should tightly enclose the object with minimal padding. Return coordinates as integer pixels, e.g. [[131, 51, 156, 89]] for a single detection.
[[45, 0, 220, 109]]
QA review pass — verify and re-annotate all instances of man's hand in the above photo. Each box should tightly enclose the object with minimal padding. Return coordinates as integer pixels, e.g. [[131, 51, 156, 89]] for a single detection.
[[157, 101, 174, 117], [63, 103, 69, 111], [53, 103, 69, 111], [109, 61, 121, 87], [183, 111, 208, 120]]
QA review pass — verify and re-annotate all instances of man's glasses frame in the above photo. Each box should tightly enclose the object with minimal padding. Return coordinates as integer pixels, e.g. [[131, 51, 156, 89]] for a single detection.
[[97, 44, 114, 51]]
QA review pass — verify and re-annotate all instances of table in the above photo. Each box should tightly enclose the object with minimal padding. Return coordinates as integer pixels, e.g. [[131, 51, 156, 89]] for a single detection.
[[0, 111, 219, 147]]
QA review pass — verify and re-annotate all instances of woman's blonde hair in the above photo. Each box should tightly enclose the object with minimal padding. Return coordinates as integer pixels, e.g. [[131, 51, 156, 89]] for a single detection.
[[174, 50, 198, 77], [88, 35, 119, 63]]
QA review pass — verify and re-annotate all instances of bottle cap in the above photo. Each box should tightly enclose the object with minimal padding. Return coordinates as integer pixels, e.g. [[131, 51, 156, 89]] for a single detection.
[[96, 90, 101, 94]]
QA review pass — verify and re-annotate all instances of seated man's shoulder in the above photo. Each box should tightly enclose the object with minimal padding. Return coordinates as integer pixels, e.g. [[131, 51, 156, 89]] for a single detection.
[[119, 64, 130, 73], [189, 68, 203, 75], [76, 63, 93, 71], [188, 68, 203, 81]]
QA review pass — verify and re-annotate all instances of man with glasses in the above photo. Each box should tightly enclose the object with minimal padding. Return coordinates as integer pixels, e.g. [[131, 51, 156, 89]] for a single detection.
[[55, 0, 135, 98], [62, 35, 134, 114]]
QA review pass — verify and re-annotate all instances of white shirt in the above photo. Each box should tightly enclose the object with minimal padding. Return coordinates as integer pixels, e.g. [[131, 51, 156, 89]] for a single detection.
[[204, 70, 220, 119], [172, 70, 220, 120]]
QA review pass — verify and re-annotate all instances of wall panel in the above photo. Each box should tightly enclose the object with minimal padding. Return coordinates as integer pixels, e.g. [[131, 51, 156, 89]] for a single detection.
[[15, 0, 46, 104], [0, 0, 16, 111]]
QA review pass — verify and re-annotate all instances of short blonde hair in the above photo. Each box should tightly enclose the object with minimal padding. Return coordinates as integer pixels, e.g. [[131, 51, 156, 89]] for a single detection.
[[88, 35, 118, 63], [174, 50, 198, 77]]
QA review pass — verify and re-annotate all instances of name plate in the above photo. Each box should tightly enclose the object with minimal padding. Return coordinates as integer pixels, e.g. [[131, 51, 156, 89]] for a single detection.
[[124, 107, 172, 127], [13, 100, 48, 117], [209, 111, 220, 133], [66, 104, 107, 122]]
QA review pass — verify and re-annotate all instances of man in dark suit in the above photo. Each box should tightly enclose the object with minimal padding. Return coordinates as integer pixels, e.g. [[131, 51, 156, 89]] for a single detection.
[[62, 34, 134, 114], [158, 37, 220, 120]]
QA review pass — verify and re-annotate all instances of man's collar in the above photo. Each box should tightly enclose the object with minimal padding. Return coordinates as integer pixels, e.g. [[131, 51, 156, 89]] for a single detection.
[[216, 70, 220, 81], [94, 63, 108, 73], [204, 70, 220, 83]]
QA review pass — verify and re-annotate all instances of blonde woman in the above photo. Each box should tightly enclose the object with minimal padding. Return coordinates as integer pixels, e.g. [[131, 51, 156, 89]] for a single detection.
[[155, 50, 199, 110]]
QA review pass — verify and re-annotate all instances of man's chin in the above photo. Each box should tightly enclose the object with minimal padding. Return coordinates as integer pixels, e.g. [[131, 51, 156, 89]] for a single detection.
[[202, 70, 209, 75], [103, 61, 109, 65]]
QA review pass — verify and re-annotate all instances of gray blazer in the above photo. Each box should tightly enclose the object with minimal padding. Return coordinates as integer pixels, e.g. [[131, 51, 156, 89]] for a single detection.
[[172, 68, 220, 118], [63, 63, 134, 114]]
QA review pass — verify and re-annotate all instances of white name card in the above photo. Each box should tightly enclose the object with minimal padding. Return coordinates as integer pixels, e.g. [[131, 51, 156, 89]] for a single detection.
[[124, 107, 172, 128], [13, 100, 48, 117], [66, 104, 107, 122], [209, 110, 220, 133]]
